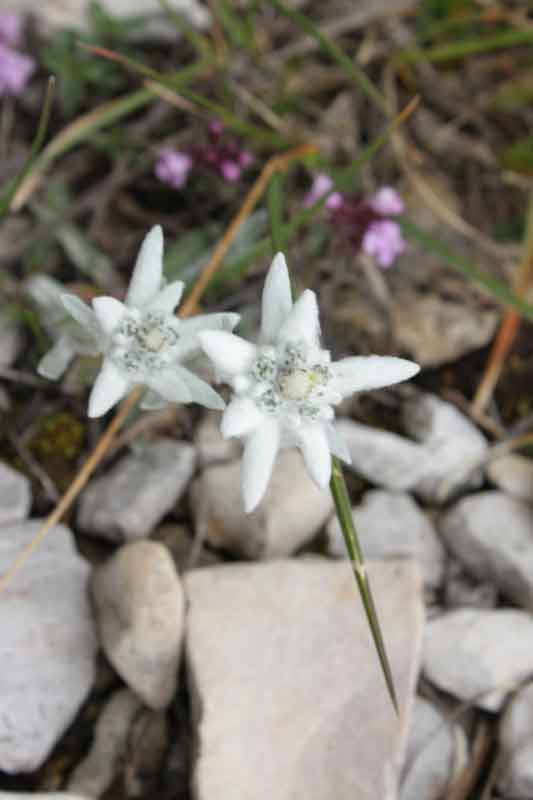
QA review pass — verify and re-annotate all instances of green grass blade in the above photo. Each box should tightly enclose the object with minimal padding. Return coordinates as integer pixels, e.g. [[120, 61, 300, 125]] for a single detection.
[[330, 457, 399, 714], [0, 77, 56, 217], [397, 27, 533, 64], [270, 0, 388, 114]]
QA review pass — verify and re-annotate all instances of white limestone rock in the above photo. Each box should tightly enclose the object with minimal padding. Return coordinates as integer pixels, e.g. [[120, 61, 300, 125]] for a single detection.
[[497, 681, 533, 799], [424, 609, 533, 711], [0, 461, 31, 525], [0, 520, 96, 773], [78, 439, 196, 542], [487, 454, 533, 504], [403, 394, 488, 503], [194, 412, 240, 468], [400, 697, 461, 800], [335, 418, 430, 491], [11, 0, 210, 37], [92, 541, 185, 710], [68, 688, 143, 797], [191, 449, 333, 559], [439, 491, 533, 609], [326, 490, 445, 588], [185, 559, 424, 800]]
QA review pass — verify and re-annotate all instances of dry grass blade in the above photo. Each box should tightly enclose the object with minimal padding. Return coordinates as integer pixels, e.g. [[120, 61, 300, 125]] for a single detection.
[[473, 192, 533, 415], [0, 142, 316, 593]]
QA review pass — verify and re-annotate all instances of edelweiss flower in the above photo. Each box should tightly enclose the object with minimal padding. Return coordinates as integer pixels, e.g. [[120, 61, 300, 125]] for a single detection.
[[26, 275, 102, 380], [200, 253, 420, 512], [60, 225, 239, 418]]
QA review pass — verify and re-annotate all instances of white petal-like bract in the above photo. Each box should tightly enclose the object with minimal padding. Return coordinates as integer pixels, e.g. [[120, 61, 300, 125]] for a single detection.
[[92, 296, 126, 336], [242, 418, 280, 512], [332, 355, 420, 396], [88, 359, 129, 418], [278, 290, 320, 346], [125, 225, 164, 308], [260, 252, 292, 344], [199, 331, 256, 377]]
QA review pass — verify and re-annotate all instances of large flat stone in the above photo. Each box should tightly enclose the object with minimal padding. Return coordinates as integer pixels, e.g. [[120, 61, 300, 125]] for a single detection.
[[185, 559, 424, 800], [497, 681, 533, 798], [424, 609, 533, 711], [78, 439, 196, 542], [439, 491, 533, 609], [0, 520, 96, 773]]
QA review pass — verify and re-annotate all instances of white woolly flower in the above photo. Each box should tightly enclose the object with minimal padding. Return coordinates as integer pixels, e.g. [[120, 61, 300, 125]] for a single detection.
[[60, 225, 239, 418], [26, 274, 102, 380], [200, 252, 420, 512]]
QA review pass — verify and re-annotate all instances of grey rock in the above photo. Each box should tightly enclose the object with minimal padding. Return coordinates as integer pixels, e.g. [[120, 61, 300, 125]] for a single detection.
[[439, 491, 533, 609], [185, 559, 424, 800], [326, 491, 445, 588], [68, 689, 142, 798], [334, 419, 430, 492], [487, 455, 533, 504], [497, 681, 533, 799], [92, 541, 184, 710], [0, 318, 22, 366], [192, 450, 333, 559], [0, 795, 90, 799], [194, 412, 240, 467], [424, 609, 533, 711], [78, 439, 196, 542], [0, 520, 96, 773], [14, 0, 210, 37], [403, 394, 488, 503], [0, 461, 31, 525], [400, 698, 458, 800], [123, 708, 169, 797], [444, 560, 498, 609]]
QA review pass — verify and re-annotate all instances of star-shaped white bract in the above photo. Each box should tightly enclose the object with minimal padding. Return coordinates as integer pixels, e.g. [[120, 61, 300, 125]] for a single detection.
[[60, 225, 239, 418], [26, 274, 102, 380], [200, 253, 420, 512]]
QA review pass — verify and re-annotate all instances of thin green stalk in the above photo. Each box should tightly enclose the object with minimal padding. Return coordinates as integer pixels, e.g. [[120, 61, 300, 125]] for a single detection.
[[268, 172, 285, 253], [0, 76, 55, 216], [400, 218, 533, 322], [397, 27, 533, 64], [270, 0, 388, 115], [330, 457, 399, 713], [157, 0, 212, 56]]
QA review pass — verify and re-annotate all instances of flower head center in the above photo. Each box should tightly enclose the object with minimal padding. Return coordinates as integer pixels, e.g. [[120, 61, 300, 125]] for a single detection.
[[143, 327, 166, 352], [278, 368, 315, 401], [109, 311, 180, 375]]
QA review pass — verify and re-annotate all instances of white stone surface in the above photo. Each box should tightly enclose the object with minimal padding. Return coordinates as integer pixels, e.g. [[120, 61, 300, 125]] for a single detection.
[[0, 461, 31, 525], [424, 609, 533, 711], [0, 520, 96, 773], [497, 681, 533, 799], [487, 454, 533, 504], [192, 449, 333, 559], [68, 688, 143, 797], [9, 0, 210, 36], [0, 795, 90, 799], [326, 491, 445, 588], [400, 697, 458, 800], [403, 394, 487, 503], [78, 439, 196, 542], [185, 559, 424, 800], [336, 419, 430, 492], [439, 491, 533, 609], [92, 541, 185, 710]]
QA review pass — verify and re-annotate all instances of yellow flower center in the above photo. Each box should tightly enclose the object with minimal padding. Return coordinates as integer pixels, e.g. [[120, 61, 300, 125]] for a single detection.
[[279, 369, 314, 401], [144, 328, 166, 352]]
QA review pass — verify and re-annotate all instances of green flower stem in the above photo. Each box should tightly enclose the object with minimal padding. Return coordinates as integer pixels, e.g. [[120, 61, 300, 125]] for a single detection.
[[329, 456, 399, 714]]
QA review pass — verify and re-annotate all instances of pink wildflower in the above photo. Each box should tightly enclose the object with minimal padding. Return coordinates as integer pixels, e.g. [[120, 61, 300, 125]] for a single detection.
[[0, 10, 21, 46], [220, 159, 241, 183], [370, 186, 404, 216], [154, 150, 193, 189], [238, 150, 254, 168], [208, 119, 224, 138], [304, 173, 344, 210], [362, 220, 406, 269], [0, 44, 35, 96]]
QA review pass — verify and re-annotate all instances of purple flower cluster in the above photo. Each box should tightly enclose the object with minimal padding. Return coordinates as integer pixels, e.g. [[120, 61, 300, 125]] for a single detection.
[[154, 120, 254, 190], [0, 10, 35, 97], [304, 174, 406, 269]]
